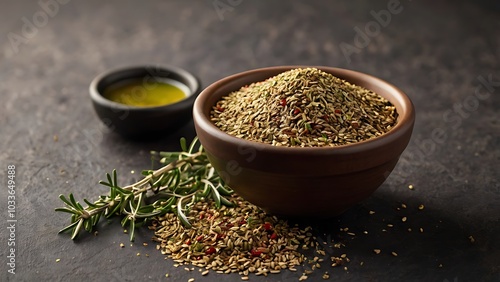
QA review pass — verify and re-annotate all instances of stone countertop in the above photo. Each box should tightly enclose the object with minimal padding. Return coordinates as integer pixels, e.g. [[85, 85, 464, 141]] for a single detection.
[[0, 0, 499, 281]]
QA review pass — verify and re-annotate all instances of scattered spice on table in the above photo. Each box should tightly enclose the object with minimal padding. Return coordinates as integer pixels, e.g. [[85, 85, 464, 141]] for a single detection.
[[151, 194, 350, 278], [211, 68, 397, 147]]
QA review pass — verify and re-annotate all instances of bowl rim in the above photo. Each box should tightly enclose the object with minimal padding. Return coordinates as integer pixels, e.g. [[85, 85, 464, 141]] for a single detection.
[[194, 65, 415, 155], [89, 64, 201, 112]]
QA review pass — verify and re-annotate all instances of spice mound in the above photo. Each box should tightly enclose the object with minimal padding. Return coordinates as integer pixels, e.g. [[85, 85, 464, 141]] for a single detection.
[[152, 195, 315, 278], [211, 68, 398, 147]]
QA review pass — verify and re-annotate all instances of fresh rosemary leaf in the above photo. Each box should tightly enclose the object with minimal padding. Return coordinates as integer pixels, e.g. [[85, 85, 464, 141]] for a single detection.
[[84, 198, 97, 208], [106, 172, 113, 186], [84, 218, 93, 232], [54, 207, 78, 214], [58, 194, 74, 208], [112, 170, 118, 187], [92, 213, 101, 226], [129, 220, 136, 242], [71, 219, 84, 240], [180, 137, 188, 152], [177, 199, 192, 228], [106, 196, 122, 218], [120, 216, 129, 228], [220, 195, 235, 207], [216, 185, 233, 196], [211, 187, 221, 209], [58, 220, 80, 234]]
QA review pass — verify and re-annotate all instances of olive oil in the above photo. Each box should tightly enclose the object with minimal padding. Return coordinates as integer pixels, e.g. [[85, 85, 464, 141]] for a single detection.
[[103, 78, 188, 107]]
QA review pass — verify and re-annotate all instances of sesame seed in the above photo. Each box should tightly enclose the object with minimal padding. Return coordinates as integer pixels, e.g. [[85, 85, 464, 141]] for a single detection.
[[322, 272, 330, 279]]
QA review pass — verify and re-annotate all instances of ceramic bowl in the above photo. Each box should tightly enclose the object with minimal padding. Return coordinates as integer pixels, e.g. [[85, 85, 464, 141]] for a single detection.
[[193, 66, 415, 217], [89, 65, 201, 137]]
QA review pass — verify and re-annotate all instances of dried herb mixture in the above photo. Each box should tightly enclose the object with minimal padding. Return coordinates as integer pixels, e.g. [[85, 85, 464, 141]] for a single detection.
[[211, 68, 398, 147], [152, 194, 314, 278]]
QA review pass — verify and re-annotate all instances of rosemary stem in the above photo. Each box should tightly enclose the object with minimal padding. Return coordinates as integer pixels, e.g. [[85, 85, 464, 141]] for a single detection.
[[56, 138, 230, 241], [83, 152, 203, 218], [122, 151, 203, 192]]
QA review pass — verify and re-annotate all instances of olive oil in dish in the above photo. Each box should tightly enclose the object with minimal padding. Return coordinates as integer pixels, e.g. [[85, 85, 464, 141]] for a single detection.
[[103, 78, 188, 107]]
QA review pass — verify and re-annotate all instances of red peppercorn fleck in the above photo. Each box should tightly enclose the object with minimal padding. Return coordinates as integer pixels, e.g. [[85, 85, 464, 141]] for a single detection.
[[196, 235, 204, 242], [263, 222, 272, 231], [293, 108, 301, 115], [216, 105, 224, 112], [270, 233, 278, 240], [205, 246, 216, 255], [335, 109, 342, 114], [280, 99, 287, 107], [185, 239, 191, 245], [251, 249, 263, 257]]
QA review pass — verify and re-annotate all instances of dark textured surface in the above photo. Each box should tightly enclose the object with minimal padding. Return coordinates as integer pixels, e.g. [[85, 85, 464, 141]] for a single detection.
[[0, 0, 499, 281]]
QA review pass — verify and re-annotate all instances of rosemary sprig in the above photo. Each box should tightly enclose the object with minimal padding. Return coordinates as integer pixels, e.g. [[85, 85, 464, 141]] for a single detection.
[[55, 137, 234, 241]]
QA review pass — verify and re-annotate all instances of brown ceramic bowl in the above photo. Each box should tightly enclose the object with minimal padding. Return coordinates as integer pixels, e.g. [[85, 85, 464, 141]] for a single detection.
[[193, 66, 415, 217]]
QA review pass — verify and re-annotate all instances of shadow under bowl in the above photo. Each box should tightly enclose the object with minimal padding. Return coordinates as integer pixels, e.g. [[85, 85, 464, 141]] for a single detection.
[[89, 65, 201, 138], [193, 66, 415, 217]]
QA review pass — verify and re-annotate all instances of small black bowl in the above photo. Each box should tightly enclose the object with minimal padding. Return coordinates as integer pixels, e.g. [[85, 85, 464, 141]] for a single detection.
[[89, 65, 201, 137]]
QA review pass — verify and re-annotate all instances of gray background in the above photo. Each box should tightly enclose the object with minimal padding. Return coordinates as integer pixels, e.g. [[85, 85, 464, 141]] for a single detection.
[[0, 0, 499, 281]]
